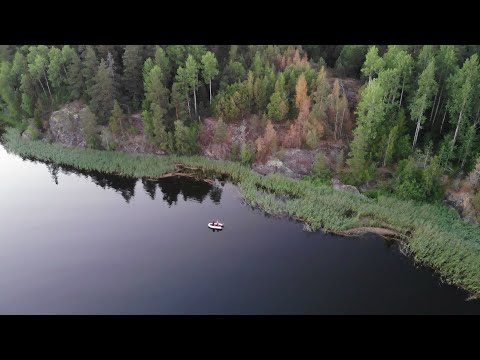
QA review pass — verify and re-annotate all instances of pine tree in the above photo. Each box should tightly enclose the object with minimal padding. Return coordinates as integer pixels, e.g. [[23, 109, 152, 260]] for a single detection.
[[267, 74, 289, 121], [154, 47, 171, 85], [267, 91, 288, 121], [122, 45, 144, 110], [347, 79, 386, 172], [82, 46, 98, 100], [20, 72, 36, 117], [253, 76, 268, 113], [90, 59, 115, 124], [143, 65, 169, 114], [171, 81, 189, 122], [80, 106, 100, 149], [109, 99, 124, 135], [67, 51, 84, 100], [310, 66, 331, 128]]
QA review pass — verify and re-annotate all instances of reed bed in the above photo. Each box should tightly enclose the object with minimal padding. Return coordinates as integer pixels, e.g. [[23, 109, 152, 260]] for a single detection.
[[3, 127, 480, 295]]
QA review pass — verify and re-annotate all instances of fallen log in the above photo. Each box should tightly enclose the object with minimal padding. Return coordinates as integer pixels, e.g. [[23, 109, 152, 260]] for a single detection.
[[146, 171, 216, 185]]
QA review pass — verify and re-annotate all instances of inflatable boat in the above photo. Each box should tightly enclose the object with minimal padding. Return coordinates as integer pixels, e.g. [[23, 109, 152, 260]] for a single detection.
[[208, 222, 224, 230]]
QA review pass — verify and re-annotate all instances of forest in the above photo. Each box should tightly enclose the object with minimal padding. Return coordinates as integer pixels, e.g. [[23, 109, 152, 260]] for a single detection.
[[1, 45, 480, 210]]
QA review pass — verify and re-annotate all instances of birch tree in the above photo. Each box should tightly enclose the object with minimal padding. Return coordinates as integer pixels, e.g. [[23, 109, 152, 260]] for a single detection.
[[409, 59, 437, 150]]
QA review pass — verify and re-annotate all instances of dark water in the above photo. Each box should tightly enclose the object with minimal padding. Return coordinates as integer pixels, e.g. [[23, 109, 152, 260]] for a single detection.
[[1, 144, 480, 314]]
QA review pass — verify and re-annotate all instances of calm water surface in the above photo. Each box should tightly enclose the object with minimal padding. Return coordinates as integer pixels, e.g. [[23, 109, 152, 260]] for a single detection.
[[1, 143, 480, 314]]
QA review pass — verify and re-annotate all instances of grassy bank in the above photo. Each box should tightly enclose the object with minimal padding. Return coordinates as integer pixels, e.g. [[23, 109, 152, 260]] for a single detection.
[[2, 127, 480, 296]]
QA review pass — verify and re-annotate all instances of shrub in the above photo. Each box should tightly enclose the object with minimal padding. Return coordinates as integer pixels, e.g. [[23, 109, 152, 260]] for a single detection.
[[101, 128, 116, 151], [213, 118, 228, 144], [255, 121, 278, 162], [80, 107, 100, 150], [282, 121, 302, 148], [23, 120, 41, 140], [241, 143, 256, 166], [312, 153, 331, 181]]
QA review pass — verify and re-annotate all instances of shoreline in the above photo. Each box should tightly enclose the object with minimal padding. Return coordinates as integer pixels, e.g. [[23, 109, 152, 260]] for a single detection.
[[2, 127, 480, 297]]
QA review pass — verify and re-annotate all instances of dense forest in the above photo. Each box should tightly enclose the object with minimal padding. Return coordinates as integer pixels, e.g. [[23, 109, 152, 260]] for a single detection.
[[1, 45, 480, 209]]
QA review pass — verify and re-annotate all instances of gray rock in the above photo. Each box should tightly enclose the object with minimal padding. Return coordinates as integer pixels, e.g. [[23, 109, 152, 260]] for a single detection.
[[252, 157, 300, 179], [49, 101, 87, 148], [332, 178, 361, 195], [444, 191, 479, 225]]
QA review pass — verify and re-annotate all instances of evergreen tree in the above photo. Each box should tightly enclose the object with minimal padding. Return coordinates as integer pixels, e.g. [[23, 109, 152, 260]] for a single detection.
[[80, 106, 100, 149], [82, 46, 98, 100], [67, 51, 84, 100], [122, 45, 144, 110], [90, 59, 115, 124], [154, 47, 171, 85], [109, 99, 124, 135]]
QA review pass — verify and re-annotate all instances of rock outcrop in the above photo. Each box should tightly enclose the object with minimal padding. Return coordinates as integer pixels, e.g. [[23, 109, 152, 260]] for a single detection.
[[444, 190, 478, 225], [49, 101, 87, 148]]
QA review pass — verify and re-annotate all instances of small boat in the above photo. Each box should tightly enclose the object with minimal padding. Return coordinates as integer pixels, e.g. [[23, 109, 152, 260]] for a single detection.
[[208, 222, 224, 230]]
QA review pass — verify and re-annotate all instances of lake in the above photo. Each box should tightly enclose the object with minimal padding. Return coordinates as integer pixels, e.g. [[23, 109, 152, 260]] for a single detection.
[[1, 143, 479, 314]]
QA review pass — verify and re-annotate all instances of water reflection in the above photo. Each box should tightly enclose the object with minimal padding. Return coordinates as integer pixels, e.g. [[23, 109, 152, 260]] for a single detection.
[[142, 179, 157, 200], [41, 157, 223, 205], [2, 143, 480, 314], [209, 185, 223, 204], [158, 176, 213, 206], [46, 163, 60, 185]]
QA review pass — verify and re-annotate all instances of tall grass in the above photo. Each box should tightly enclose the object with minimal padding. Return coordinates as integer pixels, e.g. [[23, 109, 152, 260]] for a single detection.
[[3, 127, 480, 295]]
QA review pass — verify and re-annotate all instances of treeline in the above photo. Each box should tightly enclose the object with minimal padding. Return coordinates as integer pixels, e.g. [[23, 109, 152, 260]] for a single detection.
[[2, 44, 480, 204], [0, 45, 352, 154]]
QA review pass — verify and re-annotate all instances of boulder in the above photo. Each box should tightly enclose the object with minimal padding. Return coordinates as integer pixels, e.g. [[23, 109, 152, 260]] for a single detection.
[[332, 178, 361, 195], [48, 101, 87, 148], [252, 157, 299, 179]]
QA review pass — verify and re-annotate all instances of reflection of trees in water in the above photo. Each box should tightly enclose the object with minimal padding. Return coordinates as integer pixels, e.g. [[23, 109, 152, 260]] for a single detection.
[[209, 185, 223, 204], [43, 162, 137, 203], [88, 173, 136, 203], [46, 163, 60, 185], [23, 153, 225, 205], [157, 177, 221, 206], [142, 179, 157, 200]]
